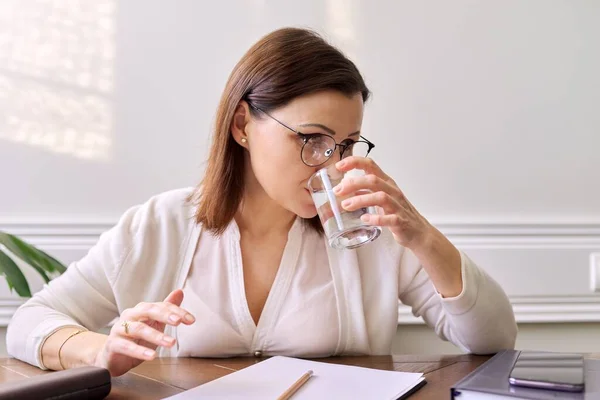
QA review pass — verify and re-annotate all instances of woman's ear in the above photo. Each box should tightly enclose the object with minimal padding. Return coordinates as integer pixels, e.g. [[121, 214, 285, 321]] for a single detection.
[[231, 101, 250, 148]]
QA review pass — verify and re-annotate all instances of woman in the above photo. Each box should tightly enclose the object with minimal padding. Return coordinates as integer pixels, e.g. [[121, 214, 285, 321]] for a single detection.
[[6, 27, 517, 377]]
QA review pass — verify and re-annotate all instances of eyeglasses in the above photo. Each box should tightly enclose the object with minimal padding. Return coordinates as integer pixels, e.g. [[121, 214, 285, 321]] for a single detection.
[[247, 103, 375, 167]]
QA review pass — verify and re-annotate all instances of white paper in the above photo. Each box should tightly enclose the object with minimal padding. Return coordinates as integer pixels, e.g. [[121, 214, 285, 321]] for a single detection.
[[165, 356, 424, 400]]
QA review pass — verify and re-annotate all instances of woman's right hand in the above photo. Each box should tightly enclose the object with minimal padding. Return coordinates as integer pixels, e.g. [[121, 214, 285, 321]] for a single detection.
[[93, 289, 195, 377]]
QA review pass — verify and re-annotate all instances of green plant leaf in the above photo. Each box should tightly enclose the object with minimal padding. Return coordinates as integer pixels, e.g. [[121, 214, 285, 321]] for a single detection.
[[0, 232, 51, 283], [0, 232, 66, 279], [0, 248, 32, 297]]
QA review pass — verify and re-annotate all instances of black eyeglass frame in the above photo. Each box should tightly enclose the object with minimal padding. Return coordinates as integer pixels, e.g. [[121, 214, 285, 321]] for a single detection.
[[247, 102, 375, 167]]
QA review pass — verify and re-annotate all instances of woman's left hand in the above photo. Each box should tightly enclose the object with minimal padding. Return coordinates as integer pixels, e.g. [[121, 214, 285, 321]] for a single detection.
[[335, 156, 463, 297], [334, 156, 463, 297], [333, 156, 432, 250]]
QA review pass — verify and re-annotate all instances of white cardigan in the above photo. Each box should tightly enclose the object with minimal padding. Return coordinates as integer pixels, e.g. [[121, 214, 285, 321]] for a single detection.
[[6, 188, 517, 369]]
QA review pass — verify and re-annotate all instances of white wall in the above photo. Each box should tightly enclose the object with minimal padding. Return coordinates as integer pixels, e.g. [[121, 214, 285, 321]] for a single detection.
[[1, 1, 600, 354], [392, 323, 600, 355]]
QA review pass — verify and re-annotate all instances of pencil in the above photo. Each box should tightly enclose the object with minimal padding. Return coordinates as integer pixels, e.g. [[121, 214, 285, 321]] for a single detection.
[[277, 370, 314, 400]]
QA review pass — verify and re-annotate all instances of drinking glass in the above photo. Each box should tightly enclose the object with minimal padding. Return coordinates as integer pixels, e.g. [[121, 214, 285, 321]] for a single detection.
[[307, 164, 381, 249]]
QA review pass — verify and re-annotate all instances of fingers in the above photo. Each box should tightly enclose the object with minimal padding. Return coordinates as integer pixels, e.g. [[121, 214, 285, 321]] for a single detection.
[[122, 301, 195, 326], [333, 174, 401, 199], [115, 320, 177, 348], [105, 336, 157, 361], [361, 213, 403, 227], [336, 157, 390, 181], [164, 289, 184, 307], [340, 191, 400, 214], [99, 293, 193, 376]]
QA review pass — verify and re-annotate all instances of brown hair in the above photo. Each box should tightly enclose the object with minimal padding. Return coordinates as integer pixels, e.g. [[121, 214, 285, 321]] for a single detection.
[[191, 27, 371, 235]]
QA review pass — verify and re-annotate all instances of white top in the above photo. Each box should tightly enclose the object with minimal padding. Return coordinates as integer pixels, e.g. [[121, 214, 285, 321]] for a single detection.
[[177, 217, 338, 357], [6, 188, 517, 369]]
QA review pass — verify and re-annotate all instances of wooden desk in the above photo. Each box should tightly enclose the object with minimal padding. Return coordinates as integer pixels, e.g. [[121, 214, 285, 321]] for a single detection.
[[0, 354, 490, 399]]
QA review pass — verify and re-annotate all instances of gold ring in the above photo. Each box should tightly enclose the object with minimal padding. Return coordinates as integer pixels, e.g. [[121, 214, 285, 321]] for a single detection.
[[121, 320, 130, 335]]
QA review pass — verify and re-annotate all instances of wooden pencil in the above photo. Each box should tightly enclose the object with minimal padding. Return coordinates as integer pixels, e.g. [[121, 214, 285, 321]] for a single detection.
[[277, 370, 314, 400]]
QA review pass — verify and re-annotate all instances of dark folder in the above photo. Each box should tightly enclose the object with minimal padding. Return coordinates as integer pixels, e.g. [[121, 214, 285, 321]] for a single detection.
[[0, 365, 111, 400], [451, 349, 600, 399]]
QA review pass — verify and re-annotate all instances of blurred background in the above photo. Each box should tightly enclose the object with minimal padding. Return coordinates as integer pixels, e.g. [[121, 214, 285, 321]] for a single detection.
[[0, 0, 599, 355]]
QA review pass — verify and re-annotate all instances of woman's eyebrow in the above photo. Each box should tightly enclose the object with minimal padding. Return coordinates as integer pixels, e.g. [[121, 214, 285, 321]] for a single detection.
[[298, 123, 360, 137]]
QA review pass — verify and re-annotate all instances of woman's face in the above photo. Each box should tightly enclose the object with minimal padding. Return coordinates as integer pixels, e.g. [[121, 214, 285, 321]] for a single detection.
[[237, 90, 364, 219]]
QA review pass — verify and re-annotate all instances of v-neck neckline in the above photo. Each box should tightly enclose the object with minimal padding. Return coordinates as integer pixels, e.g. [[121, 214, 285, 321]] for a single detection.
[[228, 217, 304, 352]]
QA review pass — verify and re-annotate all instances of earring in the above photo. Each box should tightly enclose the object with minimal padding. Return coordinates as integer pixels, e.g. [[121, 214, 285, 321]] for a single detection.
[[241, 138, 247, 143]]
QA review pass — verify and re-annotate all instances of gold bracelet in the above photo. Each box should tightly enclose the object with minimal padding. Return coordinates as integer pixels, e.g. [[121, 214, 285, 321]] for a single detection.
[[58, 329, 85, 370]]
